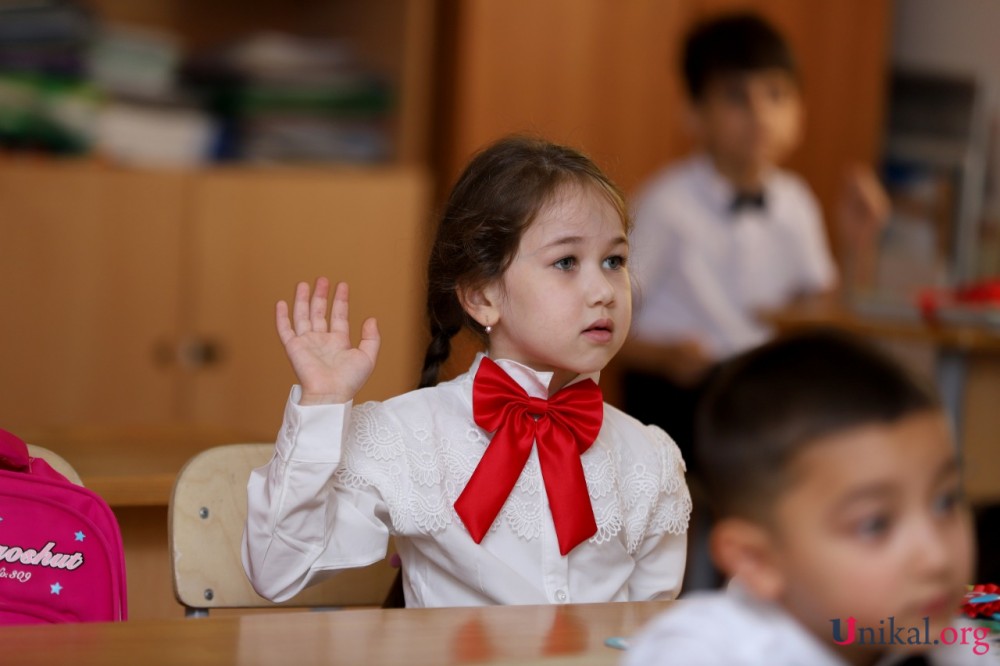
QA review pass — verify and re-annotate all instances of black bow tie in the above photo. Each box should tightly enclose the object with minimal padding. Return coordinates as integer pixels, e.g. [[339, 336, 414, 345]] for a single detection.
[[729, 191, 766, 213]]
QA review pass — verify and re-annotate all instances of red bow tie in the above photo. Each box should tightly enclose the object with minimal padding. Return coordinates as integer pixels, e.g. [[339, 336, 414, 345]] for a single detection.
[[455, 357, 604, 555]]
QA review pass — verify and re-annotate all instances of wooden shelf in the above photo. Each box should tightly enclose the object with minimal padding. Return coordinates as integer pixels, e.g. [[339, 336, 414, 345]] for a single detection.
[[85, 0, 437, 164]]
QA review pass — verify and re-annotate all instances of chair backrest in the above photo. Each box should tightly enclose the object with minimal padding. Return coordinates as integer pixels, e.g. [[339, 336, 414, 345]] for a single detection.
[[169, 444, 397, 617], [26, 444, 84, 486]]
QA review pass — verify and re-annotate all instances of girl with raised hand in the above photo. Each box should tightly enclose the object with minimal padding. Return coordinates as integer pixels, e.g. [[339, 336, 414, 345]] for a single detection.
[[242, 136, 692, 607]]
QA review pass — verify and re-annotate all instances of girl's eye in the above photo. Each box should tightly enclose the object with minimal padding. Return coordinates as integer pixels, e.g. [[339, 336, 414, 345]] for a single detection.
[[855, 514, 891, 541], [554, 257, 576, 271], [603, 255, 626, 270]]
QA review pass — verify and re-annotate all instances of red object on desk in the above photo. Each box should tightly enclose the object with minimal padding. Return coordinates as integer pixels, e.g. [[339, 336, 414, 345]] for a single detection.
[[962, 583, 1000, 620], [917, 278, 1000, 322]]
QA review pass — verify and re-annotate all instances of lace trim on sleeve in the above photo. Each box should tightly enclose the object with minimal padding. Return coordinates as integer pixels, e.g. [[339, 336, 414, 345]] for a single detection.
[[645, 426, 692, 538]]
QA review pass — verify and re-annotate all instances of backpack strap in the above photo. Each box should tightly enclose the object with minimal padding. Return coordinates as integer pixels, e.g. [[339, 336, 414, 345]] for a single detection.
[[0, 428, 30, 472]]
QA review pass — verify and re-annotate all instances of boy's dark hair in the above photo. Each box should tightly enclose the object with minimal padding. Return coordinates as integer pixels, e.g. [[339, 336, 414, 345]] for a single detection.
[[418, 135, 630, 389], [695, 329, 938, 521], [681, 12, 798, 101]]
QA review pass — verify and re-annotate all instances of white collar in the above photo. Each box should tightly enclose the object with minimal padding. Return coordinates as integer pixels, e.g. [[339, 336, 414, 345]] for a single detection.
[[691, 153, 777, 218], [471, 353, 601, 399]]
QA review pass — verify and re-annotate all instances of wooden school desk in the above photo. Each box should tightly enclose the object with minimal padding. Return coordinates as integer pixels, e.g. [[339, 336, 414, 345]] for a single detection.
[[766, 298, 1000, 504], [4, 600, 672, 666]]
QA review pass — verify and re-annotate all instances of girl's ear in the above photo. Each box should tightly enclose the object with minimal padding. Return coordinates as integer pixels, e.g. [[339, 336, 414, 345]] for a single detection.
[[710, 517, 785, 601], [456, 281, 502, 330]]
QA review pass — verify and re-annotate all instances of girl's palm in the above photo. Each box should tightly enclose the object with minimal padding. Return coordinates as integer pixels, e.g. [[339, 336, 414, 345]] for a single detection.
[[276, 278, 380, 404]]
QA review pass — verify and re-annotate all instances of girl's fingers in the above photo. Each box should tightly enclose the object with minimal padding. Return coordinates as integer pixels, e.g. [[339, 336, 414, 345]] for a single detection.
[[292, 281, 311, 335], [329, 282, 351, 334], [276, 300, 295, 344], [358, 317, 381, 363], [310, 277, 331, 332]]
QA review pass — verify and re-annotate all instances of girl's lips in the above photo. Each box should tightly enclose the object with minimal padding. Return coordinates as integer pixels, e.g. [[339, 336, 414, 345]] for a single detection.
[[583, 329, 614, 343], [584, 319, 613, 333], [583, 320, 614, 343]]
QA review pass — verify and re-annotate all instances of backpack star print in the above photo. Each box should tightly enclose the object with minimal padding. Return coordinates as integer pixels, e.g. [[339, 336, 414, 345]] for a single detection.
[[0, 429, 127, 623]]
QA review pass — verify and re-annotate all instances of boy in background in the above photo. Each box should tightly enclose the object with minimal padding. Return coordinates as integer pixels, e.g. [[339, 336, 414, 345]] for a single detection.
[[623, 330, 983, 665], [621, 12, 887, 466]]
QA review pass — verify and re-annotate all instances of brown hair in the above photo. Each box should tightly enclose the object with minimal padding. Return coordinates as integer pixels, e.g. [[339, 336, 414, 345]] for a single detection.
[[696, 328, 938, 522], [418, 135, 630, 389]]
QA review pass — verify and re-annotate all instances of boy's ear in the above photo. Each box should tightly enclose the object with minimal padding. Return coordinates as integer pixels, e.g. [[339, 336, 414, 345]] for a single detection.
[[710, 517, 785, 601], [456, 282, 501, 330], [683, 102, 705, 142]]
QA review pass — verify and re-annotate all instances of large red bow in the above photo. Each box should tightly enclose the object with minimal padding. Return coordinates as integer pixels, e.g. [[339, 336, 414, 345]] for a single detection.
[[455, 357, 604, 555]]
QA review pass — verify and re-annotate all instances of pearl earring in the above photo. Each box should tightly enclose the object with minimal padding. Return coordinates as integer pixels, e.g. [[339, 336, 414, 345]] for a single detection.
[[485, 324, 493, 335]]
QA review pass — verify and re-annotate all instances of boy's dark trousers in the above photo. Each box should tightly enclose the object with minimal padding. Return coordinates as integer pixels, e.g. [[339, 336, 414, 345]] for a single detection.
[[621, 366, 722, 592]]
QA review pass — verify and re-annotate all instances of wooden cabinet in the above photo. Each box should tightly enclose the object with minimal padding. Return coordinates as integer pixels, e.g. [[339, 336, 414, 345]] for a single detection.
[[0, 162, 430, 439], [0, 1, 438, 435], [0, 162, 429, 621], [183, 167, 430, 435], [0, 1, 439, 621], [0, 164, 187, 427]]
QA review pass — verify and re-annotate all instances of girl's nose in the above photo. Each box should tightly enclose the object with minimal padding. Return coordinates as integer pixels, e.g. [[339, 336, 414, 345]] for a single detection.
[[588, 269, 616, 307]]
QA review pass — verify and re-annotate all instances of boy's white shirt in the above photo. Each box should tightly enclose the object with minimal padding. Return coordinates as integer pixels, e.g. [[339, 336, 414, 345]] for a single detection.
[[623, 582, 988, 666], [629, 154, 837, 361], [242, 353, 692, 608]]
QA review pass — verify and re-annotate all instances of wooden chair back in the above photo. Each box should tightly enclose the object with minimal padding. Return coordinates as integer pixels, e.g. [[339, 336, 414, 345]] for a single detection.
[[26, 444, 84, 486], [169, 443, 397, 616]]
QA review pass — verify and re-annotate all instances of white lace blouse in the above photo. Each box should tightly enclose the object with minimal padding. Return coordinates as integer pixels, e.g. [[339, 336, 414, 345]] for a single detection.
[[242, 354, 692, 608]]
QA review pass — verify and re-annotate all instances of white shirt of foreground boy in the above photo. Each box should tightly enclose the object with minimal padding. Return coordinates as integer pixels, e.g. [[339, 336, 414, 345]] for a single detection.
[[622, 583, 989, 666]]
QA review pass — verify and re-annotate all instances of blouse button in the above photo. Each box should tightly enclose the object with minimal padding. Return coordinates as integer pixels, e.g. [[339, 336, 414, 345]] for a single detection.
[[555, 589, 568, 603]]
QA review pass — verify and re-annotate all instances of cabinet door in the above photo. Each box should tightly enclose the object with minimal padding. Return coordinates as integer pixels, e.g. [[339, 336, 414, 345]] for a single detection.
[[185, 167, 431, 438], [442, 0, 692, 193], [0, 163, 186, 430]]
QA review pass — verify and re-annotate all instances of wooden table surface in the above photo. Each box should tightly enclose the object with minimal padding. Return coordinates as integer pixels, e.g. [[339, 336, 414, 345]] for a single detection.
[[765, 298, 1000, 352], [5, 601, 671, 666]]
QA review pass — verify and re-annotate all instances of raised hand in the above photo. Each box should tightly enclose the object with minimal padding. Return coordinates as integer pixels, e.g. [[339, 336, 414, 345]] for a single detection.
[[837, 165, 891, 291], [276, 277, 380, 405], [838, 164, 890, 247]]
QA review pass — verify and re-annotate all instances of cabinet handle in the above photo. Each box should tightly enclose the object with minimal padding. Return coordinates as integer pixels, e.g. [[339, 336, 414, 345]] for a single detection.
[[178, 336, 224, 369]]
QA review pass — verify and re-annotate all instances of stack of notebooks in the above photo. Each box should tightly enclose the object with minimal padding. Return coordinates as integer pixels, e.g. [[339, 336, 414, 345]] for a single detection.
[[0, 2, 394, 165], [0, 0, 97, 154], [182, 32, 393, 164]]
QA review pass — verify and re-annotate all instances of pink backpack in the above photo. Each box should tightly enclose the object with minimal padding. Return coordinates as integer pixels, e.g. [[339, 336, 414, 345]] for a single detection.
[[0, 429, 127, 624]]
